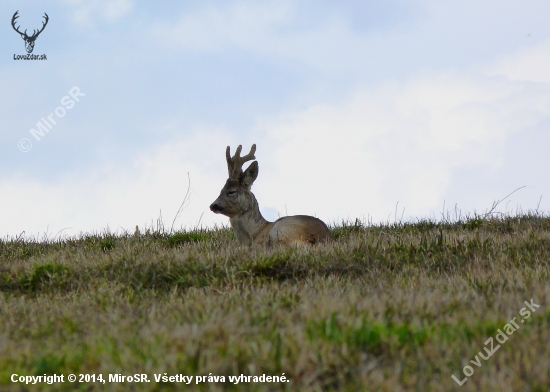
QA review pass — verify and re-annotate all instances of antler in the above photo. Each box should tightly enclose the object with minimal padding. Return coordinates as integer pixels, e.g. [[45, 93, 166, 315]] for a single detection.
[[31, 13, 49, 38], [11, 11, 24, 36], [11, 11, 49, 39], [226, 144, 256, 180]]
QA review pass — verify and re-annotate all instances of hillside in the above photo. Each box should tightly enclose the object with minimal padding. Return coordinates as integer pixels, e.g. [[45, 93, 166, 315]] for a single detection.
[[1, 215, 549, 391]]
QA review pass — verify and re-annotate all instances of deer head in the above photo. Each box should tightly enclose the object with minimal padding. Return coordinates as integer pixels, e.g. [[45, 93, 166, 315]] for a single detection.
[[12, 11, 49, 54], [210, 144, 259, 218]]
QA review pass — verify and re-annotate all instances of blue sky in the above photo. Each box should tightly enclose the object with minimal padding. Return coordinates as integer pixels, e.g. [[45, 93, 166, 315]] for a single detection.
[[1, 0, 550, 236]]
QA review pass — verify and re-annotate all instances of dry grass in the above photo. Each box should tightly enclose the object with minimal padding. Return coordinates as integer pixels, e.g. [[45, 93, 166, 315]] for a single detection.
[[0, 214, 549, 391]]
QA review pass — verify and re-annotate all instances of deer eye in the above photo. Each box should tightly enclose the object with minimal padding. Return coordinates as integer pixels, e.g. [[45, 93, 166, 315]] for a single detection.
[[227, 190, 236, 196]]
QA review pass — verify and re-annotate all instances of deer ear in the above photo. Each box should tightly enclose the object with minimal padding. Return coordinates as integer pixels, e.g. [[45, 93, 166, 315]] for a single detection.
[[241, 161, 259, 187]]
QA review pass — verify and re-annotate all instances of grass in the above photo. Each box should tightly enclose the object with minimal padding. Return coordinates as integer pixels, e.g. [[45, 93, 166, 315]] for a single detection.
[[0, 214, 549, 391]]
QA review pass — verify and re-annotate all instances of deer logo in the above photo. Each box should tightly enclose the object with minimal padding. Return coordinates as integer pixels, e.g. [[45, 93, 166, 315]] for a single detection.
[[11, 11, 49, 54], [210, 144, 333, 246]]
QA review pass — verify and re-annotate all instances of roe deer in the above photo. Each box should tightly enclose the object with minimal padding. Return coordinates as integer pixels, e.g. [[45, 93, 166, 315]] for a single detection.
[[209, 144, 333, 246]]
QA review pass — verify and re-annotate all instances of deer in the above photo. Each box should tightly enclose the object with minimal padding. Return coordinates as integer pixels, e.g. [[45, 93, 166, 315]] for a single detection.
[[11, 11, 49, 54], [210, 144, 333, 247]]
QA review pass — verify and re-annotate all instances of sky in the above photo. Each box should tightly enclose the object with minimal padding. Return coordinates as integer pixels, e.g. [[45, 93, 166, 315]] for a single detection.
[[1, 0, 549, 237]]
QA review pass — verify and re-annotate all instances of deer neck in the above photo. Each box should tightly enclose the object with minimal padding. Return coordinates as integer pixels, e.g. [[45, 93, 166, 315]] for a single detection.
[[229, 195, 271, 246]]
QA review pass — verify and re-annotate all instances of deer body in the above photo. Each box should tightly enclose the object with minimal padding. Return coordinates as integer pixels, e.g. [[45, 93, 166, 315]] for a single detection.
[[210, 144, 332, 246]]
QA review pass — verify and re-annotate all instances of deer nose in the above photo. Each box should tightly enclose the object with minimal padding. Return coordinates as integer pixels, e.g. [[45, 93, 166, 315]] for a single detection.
[[210, 203, 223, 213]]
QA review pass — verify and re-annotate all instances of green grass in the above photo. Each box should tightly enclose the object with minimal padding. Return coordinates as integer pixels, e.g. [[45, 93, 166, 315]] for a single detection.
[[0, 214, 549, 391]]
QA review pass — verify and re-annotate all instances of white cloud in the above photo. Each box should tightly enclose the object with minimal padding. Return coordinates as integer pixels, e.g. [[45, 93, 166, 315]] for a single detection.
[[149, 2, 292, 53], [252, 69, 550, 223], [485, 38, 550, 84], [2, 65, 549, 236], [64, 0, 133, 26], [148, 0, 550, 79], [148, 1, 392, 74], [0, 129, 233, 237], [3, 1, 550, 236]]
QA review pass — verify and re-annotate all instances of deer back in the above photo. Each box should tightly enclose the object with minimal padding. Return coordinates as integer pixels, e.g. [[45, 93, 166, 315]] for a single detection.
[[266, 215, 332, 246]]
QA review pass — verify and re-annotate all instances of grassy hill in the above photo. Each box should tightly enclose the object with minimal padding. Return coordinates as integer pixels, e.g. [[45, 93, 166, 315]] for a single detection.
[[1, 214, 549, 391]]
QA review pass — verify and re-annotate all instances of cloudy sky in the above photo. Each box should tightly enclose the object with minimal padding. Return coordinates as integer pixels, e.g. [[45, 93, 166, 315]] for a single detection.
[[1, 0, 549, 237]]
